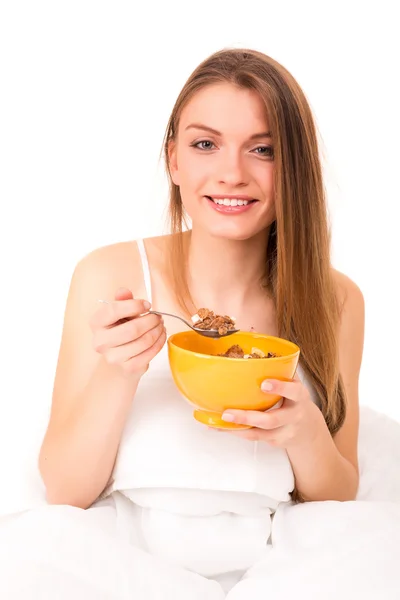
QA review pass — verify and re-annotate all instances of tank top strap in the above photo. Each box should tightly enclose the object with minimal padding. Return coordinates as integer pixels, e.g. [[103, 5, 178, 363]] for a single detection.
[[137, 238, 153, 304]]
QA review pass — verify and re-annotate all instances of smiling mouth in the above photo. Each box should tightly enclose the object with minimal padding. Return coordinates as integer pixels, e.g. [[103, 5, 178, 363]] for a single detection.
[[205, 196, 258, 207]]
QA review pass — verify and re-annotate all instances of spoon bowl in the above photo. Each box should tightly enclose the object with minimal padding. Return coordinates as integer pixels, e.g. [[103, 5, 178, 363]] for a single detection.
[[149, 311, 239, 339]]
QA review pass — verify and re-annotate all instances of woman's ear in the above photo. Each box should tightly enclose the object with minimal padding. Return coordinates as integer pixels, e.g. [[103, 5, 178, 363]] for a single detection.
[[168, 140, 180, 185]]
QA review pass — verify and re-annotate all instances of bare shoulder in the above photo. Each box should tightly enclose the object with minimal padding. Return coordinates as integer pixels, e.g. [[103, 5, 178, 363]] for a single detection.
[[331, 268, 365, 361], [332, 269, 365, 356], [84, 234, 173, 264], [72, 234, 173, 306], [331, 268, 365, 315], [76, 241, 143, 290]]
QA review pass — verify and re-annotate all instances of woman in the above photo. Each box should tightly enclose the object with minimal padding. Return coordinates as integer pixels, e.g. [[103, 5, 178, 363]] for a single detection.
[[1, 48, 398, 599]]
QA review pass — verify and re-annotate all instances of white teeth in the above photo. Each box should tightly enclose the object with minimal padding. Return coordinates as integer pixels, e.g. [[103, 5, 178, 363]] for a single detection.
[[212, 198, 250, 206]]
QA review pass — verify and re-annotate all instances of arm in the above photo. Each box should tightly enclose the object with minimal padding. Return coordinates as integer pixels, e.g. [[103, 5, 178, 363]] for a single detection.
[[39, 244, 161, 509], [40, 361, 141, 510], [287, 272, 363, 501], [221, 272, 364, 502]]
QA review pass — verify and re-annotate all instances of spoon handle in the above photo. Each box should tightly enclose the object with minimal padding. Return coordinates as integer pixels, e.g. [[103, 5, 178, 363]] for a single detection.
[[149, 310, 193, 329]]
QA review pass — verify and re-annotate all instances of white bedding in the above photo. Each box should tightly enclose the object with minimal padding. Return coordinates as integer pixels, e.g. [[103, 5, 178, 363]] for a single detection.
[[0, 406, 399, 599]]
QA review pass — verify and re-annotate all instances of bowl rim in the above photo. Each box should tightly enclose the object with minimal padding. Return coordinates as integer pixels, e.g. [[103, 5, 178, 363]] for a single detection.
[[167, 331, 300, 361]]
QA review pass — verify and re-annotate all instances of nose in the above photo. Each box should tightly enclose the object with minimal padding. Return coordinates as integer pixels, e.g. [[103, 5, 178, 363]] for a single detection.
[[217, 150, 248, 188]]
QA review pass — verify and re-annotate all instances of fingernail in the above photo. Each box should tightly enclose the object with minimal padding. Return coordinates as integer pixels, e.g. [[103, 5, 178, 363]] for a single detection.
[[221, 412, 235, 422], [261, 381, 274, 391], [143, 300, 151, 310]]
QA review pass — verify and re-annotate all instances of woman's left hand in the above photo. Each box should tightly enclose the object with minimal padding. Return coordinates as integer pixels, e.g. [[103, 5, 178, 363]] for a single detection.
[[220, 375, 325, 449]]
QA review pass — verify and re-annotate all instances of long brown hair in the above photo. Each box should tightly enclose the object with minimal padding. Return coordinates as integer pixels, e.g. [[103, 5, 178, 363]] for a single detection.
[[162, 49, 346, 483]]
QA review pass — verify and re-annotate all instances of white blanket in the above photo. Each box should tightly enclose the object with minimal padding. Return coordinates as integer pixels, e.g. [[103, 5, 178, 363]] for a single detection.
[[228, 499, 400, 599], [0, 406, 399, 599], [0, 493, 399, 599]]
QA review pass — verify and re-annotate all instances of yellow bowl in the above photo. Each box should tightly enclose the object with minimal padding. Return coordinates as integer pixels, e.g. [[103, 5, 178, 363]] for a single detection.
[[167, 331, 300, 429]]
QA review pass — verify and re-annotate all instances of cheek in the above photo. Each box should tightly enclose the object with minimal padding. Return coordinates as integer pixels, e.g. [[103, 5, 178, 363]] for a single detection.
[[257, 164, 275, 194], [178, 151, 209, 193]]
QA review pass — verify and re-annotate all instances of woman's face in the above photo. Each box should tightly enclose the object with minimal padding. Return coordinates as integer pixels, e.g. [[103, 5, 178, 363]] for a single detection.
[[169, 82, 276, 241]]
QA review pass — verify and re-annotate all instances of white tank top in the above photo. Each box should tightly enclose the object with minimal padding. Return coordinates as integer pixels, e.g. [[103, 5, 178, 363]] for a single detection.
[[106, 239, 319, 515]]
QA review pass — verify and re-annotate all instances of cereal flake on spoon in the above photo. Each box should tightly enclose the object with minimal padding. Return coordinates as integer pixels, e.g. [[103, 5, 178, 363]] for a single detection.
[[191, 308, 237, 336]]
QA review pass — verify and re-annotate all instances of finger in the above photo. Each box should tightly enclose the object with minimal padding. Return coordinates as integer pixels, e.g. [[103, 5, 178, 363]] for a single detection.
[[123, 327, 167, 373], [114, 287, 134, 301], [261, 378, 305, 402], [94, 313, 162, 351], [105, 322, 165, 364], [221, 405, 293, 429], [91, 298, 151, 329]]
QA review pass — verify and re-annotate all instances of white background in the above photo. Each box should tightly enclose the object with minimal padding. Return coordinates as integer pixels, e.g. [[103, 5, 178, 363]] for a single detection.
[[0, 1, 399, 490]]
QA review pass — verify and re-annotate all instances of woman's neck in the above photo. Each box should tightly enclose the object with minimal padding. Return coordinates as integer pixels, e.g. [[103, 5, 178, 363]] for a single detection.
[[186, 226, 271, 314]]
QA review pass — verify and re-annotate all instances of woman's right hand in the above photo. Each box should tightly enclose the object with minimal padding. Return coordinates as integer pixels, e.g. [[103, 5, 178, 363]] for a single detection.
[[90, 287, 166, 377]]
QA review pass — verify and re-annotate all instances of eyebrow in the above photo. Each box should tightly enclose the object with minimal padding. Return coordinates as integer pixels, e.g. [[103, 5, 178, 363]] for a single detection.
[[185, 123, 272, 140]]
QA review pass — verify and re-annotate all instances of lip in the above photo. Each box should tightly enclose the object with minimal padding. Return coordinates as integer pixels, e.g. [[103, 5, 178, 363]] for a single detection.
[[207, 194, 256, 201]]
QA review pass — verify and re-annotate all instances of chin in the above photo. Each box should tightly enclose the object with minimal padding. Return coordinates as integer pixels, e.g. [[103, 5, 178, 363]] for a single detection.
[[207, 225, 265, 242]]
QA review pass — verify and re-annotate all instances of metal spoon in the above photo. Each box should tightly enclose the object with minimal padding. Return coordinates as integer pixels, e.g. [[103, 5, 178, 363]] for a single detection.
[[149, 310, 239, 339], [97, 300, 239, 339]]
